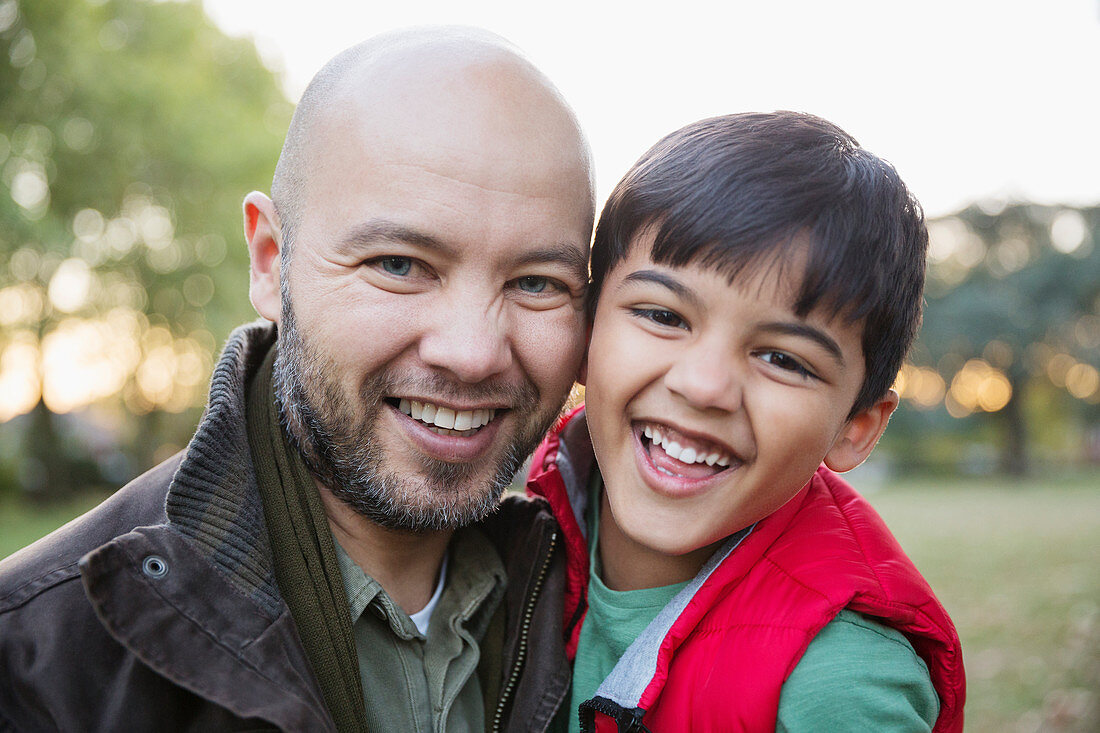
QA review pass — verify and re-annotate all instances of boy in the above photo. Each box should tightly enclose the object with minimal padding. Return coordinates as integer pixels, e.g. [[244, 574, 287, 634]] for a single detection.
[[527, 112, 965, 731]]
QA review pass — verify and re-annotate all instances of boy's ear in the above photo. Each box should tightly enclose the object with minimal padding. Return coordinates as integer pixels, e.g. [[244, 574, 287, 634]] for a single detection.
[[243, 191, 283, 324], [823, 389, 900, 473]]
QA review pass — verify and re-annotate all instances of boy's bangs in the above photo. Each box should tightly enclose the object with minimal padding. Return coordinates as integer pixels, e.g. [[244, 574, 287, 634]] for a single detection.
[[631, 206, 884, 328], [642, 216, 858, 323]]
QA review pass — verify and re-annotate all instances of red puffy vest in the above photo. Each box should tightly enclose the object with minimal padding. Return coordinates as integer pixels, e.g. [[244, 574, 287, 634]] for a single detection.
[[528, 408, 965, 732]]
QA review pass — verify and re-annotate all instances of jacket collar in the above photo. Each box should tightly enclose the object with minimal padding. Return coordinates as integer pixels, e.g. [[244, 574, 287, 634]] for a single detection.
[[76, 322, 336, 731], [163, 321, 284, 618]]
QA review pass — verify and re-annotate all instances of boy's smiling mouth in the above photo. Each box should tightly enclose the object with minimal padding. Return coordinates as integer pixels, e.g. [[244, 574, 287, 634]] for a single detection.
[[637, 421, 740, 480]]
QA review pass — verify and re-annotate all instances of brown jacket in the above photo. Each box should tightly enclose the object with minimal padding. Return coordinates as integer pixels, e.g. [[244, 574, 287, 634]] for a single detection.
[[0, 323, 569, 732]]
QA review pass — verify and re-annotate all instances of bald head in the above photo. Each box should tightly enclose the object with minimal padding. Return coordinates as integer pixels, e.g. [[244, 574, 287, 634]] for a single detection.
[[271, 27, 595, 255]]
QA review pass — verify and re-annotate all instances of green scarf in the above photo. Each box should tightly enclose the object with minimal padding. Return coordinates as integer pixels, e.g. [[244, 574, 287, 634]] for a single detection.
[[247, 348, 367, 732]]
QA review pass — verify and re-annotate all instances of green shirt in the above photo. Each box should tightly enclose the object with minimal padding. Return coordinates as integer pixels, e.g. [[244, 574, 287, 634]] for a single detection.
[[777, 609, 940, 731], [570, 473, 939, 731], [567, 561, 687, 733], [334, 527, 506, 733]]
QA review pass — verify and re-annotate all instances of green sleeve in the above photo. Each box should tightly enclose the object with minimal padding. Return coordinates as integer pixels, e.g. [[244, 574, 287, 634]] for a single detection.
[[776, 609, 940, 732]]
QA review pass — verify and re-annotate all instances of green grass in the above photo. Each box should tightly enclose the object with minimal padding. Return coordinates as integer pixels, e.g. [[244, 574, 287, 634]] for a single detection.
[[858, 473, 1100, 733], [3, 473, 1098, 730], [0, 492, 111, 560]]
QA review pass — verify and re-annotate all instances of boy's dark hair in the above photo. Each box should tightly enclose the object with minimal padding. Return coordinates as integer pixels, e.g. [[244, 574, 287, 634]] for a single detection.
[[589, 111, 927, 417]]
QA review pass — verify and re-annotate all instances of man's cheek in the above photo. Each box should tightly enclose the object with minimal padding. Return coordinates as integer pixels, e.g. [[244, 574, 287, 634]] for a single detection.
[[530, 309, 587, 383]]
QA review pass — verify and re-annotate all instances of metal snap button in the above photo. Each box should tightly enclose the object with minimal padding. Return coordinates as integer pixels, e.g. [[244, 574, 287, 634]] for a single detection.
[[142, 555, 169, 579]]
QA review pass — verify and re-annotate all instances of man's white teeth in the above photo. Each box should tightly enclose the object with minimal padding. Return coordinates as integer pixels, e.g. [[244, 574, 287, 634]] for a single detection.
[[644, 424, 731, 467], [435, 407, 456, 429], [398, 399, 496, 431]]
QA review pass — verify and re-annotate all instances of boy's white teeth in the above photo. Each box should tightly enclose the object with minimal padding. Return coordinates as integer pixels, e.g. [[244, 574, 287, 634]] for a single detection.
[[398, 400, 496, 431], [645, 423, 731, 467]]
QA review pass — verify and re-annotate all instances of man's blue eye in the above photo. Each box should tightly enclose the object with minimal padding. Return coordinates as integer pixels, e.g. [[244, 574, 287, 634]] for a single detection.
[[517, 276, 548, 293], [381, 257, 412, 276]]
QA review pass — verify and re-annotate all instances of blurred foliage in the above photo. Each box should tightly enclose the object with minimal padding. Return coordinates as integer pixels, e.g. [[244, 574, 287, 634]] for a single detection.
[[0, 0, 291, 498], [886, 204, 1100, 475], [0, 0, 1097, 498]]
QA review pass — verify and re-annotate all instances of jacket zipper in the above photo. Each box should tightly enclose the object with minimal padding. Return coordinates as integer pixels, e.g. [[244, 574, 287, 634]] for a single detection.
[[491, 529, 558, 733]]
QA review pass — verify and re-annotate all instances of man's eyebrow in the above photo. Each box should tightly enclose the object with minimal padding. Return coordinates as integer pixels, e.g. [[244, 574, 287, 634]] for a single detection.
[[335, 222, 587, 281], [336, 219, 457, 257], [619, 270, 702, 309], [512, 243, 589, 283], [758, 321, 845, 365]]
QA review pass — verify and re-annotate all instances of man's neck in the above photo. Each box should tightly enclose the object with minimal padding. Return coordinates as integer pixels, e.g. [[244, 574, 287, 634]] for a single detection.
[[318, 482, 451, 616]]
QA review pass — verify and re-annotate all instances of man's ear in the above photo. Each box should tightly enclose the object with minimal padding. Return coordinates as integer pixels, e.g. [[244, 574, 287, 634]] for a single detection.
[[824, 389, 900, 473], [243, 191, 283, 323]]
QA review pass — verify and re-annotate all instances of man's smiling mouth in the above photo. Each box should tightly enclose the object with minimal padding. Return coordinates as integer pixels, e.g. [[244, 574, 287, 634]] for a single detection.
[[392, 398, 499, 437]]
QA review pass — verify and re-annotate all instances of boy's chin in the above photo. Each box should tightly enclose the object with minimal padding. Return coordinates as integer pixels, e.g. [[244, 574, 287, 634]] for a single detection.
[[618, 510, 729, 560]]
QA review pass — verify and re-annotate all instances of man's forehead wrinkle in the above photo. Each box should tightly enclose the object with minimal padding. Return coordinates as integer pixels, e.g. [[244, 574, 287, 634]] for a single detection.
[[381, 159, 588, 204]]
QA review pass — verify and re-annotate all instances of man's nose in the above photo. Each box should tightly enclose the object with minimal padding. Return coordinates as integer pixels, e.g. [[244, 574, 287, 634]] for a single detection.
[[416, 293, 514, 384], [663, 339, 743, 413]]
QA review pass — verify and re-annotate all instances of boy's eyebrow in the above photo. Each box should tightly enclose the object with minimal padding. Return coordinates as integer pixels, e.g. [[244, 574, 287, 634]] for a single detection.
[[620, 270, 702, 309], [759, 322, 845, 365]]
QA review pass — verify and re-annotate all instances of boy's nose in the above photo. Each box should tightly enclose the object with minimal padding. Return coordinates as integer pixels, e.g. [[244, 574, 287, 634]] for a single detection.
[[417, 293, 514, 384], [663, 343, 743, 413]]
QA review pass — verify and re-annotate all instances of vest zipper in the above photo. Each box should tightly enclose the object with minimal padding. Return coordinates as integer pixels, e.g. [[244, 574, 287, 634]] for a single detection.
[[579, 696, 651, 733], [491, 528, 558, 733]]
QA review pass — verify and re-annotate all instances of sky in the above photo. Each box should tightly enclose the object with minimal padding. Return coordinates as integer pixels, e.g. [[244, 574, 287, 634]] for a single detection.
[[202, 0, 1100, 218]]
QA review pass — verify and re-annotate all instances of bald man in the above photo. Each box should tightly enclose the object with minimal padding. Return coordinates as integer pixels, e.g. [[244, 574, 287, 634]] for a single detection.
[[0, 28, 593, 732]]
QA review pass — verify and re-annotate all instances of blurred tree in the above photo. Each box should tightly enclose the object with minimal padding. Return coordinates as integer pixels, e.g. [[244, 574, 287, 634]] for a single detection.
[[912, 204, 1100, 475], [0, 0, 291, 498]]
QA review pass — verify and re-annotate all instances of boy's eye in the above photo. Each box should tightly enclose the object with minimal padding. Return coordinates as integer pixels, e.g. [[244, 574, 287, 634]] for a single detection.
[[379, 256, 413, 276], [631, 307, 688, 330], [759, 350, 817, 380]]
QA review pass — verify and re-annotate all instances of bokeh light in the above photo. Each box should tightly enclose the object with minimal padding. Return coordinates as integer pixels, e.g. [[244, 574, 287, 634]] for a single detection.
[[895, 363, 949, 410], [0, 333, 40, 422], [1064, 363, 1099, 401], [945, 360, 1013, 418], [1050, 210, 1087, 254]]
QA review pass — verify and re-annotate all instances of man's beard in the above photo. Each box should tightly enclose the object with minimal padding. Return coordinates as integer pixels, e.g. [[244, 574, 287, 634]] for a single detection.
[[271, 289, 564, 533]]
